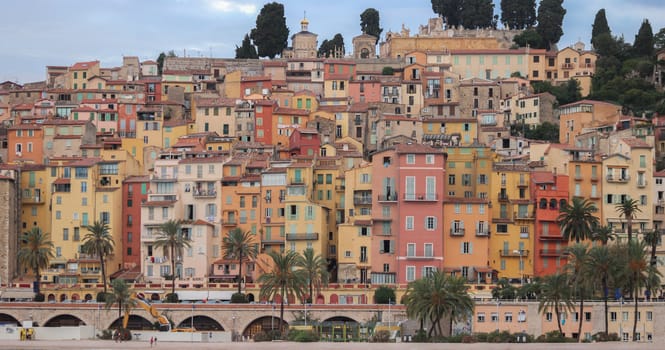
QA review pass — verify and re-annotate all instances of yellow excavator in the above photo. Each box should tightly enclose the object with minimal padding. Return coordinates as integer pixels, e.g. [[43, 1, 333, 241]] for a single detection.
[[123, 293, 171, 331]]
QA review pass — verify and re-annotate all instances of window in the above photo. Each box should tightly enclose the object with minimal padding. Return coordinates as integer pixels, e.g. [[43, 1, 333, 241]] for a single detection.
[[610, 312, 617, 322], [477, 313, 486, 323], [406, 266, 416, 281], [407, 243, 416, 257], [504, 312, 513, 322], [405, 216, 414, 230], [425, 216, 437, 230], [426, 154, 434, 164], [406, 154, 415, 164], [546, 312, 553, 322]]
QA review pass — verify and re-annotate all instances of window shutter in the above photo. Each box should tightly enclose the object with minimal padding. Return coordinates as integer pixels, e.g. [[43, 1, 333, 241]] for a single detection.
[[469, 242, 473, 254], [460, 242, 464, 254], [390, 240, 395, 253]]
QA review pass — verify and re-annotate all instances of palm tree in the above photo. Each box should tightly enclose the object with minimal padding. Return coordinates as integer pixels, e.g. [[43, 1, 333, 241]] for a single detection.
[[565, 243, 589, 342], [642, 230, 661, 268], [105, 279, 136, 331], [615, 198, 641, 242], [403, 271, 473, 338], [153, 219, 191, 299], [17, 227, 54, 296], [222, 228, 258, 296], [592, 225, 617, 245], [625, 240, 661, 341], [296, 248, 329, 303], [82, 220, 115, 295], [538, 273, 574, 335], [558, 197, 599, 243], [258, 250, 307, 335], [586, 245, 617, 336]]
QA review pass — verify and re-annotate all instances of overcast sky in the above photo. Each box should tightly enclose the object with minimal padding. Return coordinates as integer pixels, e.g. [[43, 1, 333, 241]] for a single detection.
[[1, 0, 664, 83]]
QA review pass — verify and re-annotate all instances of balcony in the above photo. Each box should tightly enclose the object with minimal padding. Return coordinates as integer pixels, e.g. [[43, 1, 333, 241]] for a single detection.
[[377, 193, 398, 202], [117, 131, 136, 138], [562, 63, 573, 69], [519, 232, 530, 239], [353, 196, 373, 206], [449, 228, 465, 237], [286, 233, 319, 240], [500, 249, 529, 257], [403, 193, 438, 201], [606, 174, 630, 183], [476, 229, 490, 237], [290, 177, 306, 185], [22, 196, 45, 204], [539, 233, 565, 240], [193, 189, 217, 198], [498, 192, 509, 202], [540, 249, 564, 257], [514, 211, 535, 220], [335, 185, 346, 192], [517, 181, 528, 188], [637, 180, 647, 188], [221, 218, 237, 226]]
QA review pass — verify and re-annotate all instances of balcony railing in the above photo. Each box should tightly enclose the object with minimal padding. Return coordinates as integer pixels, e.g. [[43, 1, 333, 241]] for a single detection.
[[221, 219, 237, 226], [540, 249, 564, 256], [514, 211, 535, 220], [449, 228, 465, 237], [403, 193, 438, 201], [498, 192, 509, 201], [193, 189, 217, 198], [377, 193, 398, 202], [499, 249, 529, 257], [335, 185, 346, 191], [286, 233, 319, 241], [519, 232, 530, 239], [637, 180, 647, 188], [476, 229, 490, 237], [290, 178, 306, 185], [606, 174, 630, 183], [353, 197, 373, 205]]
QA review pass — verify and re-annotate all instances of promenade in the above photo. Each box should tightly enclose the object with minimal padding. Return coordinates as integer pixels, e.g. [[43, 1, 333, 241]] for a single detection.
[[0, 340, 659, 350]]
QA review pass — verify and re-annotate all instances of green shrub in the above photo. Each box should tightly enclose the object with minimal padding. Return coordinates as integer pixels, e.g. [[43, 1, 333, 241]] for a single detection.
[[287, 329, 319, 342], [33, 293, 45, 302], [412, 329, 428, 342], [475, 332, 488, 342], [486, 330, 513, 343], [254, 330, 282, 342], [537, 330, 568, 343], [461, 334, 477, 343], [164, 293, 179, 303], [98, 329, 113, 340], [382, 67, 394, 75], [592, 332, 620, 342], [370, 330, 392, 343], [231, 292, 248, 303], [96, 292, 109, 302], [374, 286, 396, 304]]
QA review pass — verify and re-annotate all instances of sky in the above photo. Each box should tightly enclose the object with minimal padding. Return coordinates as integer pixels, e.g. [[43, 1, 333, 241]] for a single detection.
[[1, 0, 664, 83]]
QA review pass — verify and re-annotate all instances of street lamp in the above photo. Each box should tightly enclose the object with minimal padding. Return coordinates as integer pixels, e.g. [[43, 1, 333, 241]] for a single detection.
[[232, 312, 237, 342], [513, 249, 524, 284]]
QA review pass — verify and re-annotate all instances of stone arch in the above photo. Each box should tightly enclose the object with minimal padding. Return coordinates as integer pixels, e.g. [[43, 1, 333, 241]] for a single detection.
[[84, 294, 93, 302], [151, 293, 160, 301], [44, 314, 85, 327], [319, 316, 362, 341], [361, 48, 370, 59], [177, 315, 224, 331], [109, 315, 153, 330], [59, 294, 67, 302], [47, 294, 56, 302], [71, 293, 80, 301], [315, 293, 325, 304], [246, 293, 255, 303], [0, 313, 20, 326], [287, 294, 296, 304], [242, 316, 287, 340]]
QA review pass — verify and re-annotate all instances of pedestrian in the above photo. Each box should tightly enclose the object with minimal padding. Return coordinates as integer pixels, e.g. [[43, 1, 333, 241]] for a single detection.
[[114, 330, 118, 343], [150, 336, 154, 347], [154, 337, 157, 346]]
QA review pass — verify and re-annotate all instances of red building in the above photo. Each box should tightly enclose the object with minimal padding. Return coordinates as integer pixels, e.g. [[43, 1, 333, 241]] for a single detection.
[[288, 127, 320, 157], [370, 143, 445, 284], [122, 176, 150, 271], [531, 171, 570, 277]]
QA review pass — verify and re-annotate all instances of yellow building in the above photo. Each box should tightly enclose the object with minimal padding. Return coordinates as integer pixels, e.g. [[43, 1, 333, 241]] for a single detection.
[[19, 165, 52, 252], [489, 164, 535, 282], [191, 97, 237, 136], [556, 46, 598, 96], [601, 139, 654, 240], [337, 164, 373, 283], [284, 161, 329, 256], [68, 61, 100, 90]]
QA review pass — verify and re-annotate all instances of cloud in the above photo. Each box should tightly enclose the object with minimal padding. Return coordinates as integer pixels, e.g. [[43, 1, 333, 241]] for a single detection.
[[205, 0, 256, 14]]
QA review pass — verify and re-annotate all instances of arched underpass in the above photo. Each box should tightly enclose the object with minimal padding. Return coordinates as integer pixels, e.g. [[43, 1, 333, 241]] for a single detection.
[[319, 316, 365, 341], [176, 315, 224, 331], [44, 314, 85, 327], [242, 316, 287, 339], [0, 313, 20, 326], [109, 315, 153, 330]]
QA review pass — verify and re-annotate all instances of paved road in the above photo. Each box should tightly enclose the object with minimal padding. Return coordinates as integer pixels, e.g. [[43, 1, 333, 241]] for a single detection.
[[0, 340, 658, 350]]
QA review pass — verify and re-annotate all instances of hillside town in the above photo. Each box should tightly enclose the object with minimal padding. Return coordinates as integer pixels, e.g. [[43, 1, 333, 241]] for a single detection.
[[1, 5, 665, 343]]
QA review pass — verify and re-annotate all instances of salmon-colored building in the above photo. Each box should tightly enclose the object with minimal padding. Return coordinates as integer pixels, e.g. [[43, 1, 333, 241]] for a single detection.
[[6, 124, 44, 164], [370, 143, 444, 284], [532, 171, 570, 277], [122, 176, 150, 271]]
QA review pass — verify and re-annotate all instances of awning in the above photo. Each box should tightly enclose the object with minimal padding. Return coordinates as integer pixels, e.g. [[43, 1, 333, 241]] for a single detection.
[[442, 267, 461, 272], [0, 290, 35, 299], [474, 266, 495, 273]]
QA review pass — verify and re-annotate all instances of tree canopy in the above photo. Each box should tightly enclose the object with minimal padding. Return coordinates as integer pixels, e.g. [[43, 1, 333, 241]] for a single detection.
[[431, 0, 464, 28], [460, 0, 495, 29], [82, 221, 115, 294], [156, 50, 176, 75], [591, 9, 611, 49], [500, 0, 536, 30], [318, 34, 345, 58], [512, 29, 544, 48], [235, 34, 258, 59], [633, 19, 654, 58], [360, 8, 382, 44], [250, 2, 289, 58], [536, 0, 566, 49]]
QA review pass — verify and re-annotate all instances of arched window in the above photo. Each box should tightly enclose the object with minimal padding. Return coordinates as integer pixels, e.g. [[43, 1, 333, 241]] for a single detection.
[[539, 198, 547, 209], [559, 199, 567, 209], [550, 199, 558, 210]]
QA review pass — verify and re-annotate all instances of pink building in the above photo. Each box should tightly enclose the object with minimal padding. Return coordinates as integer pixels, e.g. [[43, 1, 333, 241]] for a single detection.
[[370, 143, 445, 284]]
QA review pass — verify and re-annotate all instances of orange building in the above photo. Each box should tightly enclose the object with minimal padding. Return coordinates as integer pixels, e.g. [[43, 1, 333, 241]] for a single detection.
[[7, 124, 44, 164], [532, 171, 570, 277]]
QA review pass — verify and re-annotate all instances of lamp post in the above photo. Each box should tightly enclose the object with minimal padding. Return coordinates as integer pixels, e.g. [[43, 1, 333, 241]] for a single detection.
[[513, 249, 524, 284], [191, 303, 194, 343], [271, 303, 275, 331], [232, 312, 237, 342], [304, 302, 308, 327], [495, 299, 500, 332]]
